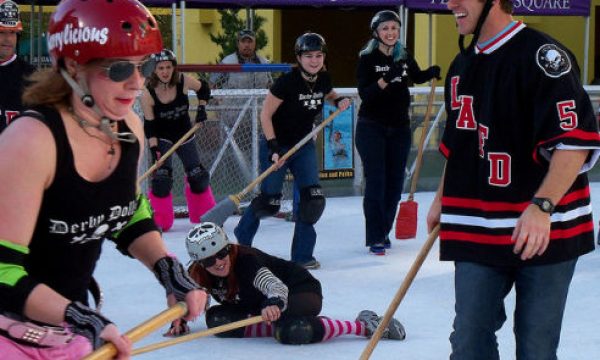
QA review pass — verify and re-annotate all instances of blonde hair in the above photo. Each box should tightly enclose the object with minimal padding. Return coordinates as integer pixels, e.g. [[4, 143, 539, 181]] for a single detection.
[[22, 69, 72, 108]]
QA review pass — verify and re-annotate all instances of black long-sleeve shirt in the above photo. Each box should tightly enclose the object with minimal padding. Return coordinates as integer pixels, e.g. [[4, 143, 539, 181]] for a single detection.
[[357, 48, 432, 128]]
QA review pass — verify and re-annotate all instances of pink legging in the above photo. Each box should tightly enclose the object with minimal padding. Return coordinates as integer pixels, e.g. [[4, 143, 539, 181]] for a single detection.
[[0, 333, 92, 360]]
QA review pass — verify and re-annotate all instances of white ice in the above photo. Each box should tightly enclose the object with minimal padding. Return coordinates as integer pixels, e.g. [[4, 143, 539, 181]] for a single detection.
[[95, 185, 600, 360]]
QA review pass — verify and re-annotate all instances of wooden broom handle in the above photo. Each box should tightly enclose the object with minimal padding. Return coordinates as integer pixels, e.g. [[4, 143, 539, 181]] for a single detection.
[[231, 108, 344, 203], [137, 122, 202, 186], [83, 302, 188, 360], [359, 225, 440, 360], [408, 79, 437, 201], [132, 315, 264, 356]]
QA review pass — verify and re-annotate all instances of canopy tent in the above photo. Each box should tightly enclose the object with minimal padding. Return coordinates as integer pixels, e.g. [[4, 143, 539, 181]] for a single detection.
[[406, 0, 590, 16]]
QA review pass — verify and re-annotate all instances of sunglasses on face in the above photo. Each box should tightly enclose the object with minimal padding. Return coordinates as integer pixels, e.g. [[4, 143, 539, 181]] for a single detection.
[[98, 59, 156, 82], [199, 245, 231, 268]]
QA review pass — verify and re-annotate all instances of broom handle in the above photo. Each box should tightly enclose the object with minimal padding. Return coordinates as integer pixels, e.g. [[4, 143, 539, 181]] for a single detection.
[[231, 108, 343, 202], [359, 225, 440, 360], [408, 79, 437, 201], [132, 316, 264, 356], [137, 122, 202, 185], [83, 302, 188, 360]]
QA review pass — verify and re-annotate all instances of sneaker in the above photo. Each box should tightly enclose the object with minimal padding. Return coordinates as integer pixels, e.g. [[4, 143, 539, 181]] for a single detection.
[[300, 259, 321, 270], [356, 310, 406, 340], [384, 236, 391, 249], [369, 243, 386, 255]]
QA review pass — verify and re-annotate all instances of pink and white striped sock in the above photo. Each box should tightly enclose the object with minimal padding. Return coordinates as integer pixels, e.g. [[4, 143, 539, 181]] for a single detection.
[[319, 317, 367, 341], [243, 322, 274, 337]]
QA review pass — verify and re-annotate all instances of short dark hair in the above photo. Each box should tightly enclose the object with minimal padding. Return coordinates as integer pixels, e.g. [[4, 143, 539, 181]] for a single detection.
[[481, 0, 513, 14]]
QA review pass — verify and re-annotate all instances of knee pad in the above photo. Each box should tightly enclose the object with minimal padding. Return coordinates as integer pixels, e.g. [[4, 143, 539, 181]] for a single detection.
[[298, 185, 325, 224], [187, 165, 210, 194], [250, 193, 282, 218], [205, 305, 248, 338], [151, 168, 173, 198], [275, 316, 322, 345]]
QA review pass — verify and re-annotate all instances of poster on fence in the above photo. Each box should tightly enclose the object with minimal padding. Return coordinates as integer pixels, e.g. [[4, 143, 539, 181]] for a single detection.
[[320, 103, 354, 180]]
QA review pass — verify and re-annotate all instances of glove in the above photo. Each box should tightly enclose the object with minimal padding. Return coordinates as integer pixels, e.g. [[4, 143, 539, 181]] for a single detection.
[[64, 301, 113, 350], [153, 256, 204, 301], [164, 319, 190, 337], [383, 63, 404, 83], [428, 65, 442, 80], [195, 105, 207, 123], [266, 139, 282, 163], [261, 297, 285, 311], [150, 145, 161, 163]]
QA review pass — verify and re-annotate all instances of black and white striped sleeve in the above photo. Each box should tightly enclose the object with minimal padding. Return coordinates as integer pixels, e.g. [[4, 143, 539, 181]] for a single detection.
[[253, 267, 289, 311]]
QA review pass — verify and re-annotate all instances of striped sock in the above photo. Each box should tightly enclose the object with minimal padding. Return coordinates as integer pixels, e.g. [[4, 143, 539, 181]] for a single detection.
[[319, 317, 366, 341], [243, 322, 274, 338]]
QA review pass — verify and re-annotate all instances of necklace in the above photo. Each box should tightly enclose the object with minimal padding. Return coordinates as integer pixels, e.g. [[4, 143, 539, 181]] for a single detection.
[[69, 107, 116, 156]]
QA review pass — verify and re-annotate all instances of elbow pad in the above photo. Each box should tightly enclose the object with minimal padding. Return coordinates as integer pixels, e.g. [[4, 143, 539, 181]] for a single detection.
[[0, 240, 40, 315], [144, 119, 156, 139], [196, 79, 211, 102], [110, 194, 159, 257]]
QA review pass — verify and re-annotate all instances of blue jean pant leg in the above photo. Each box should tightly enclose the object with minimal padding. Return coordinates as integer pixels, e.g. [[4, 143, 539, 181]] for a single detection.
[[287, 141, 319, 263], [514, 259, 577, 360], [356, 120, 411, 246], [450, 262, 514, 360], [234, 139, 287, 246]]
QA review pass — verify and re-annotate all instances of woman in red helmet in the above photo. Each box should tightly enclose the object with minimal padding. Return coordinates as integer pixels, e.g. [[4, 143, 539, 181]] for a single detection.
[[0, 0, 208, 358]]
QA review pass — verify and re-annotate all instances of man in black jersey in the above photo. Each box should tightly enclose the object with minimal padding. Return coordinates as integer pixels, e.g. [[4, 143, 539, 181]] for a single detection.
[[427, 0, 600, 358], [0, 0, 34, 133]]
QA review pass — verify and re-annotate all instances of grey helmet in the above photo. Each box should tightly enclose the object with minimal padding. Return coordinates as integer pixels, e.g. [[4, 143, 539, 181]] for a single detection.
[[186, 222, 229, 261], [151, 48, 177, 66], [294, 32, 327, 56]]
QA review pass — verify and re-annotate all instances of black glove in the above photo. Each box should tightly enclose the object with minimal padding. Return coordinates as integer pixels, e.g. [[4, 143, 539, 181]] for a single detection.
[[261, 297, 285, 311], [266, 139, 282, 163], [64, 301, 113, 350], [428, 65, 442, 80], [195, 105, 207, 123], [153, 256, 204, 301], [150, 145, 161, 163], [383, 63, 404, 83]]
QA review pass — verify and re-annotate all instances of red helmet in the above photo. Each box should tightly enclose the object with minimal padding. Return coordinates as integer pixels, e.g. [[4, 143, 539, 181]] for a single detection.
[[47, 0, 162, 66], [0, 0, 22, 32]]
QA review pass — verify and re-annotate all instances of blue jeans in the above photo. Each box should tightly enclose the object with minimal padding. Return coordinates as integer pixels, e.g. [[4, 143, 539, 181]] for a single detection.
[[450, 260, 577, 360], [355, 120, 411, 246], [235, 139, 320, 264]]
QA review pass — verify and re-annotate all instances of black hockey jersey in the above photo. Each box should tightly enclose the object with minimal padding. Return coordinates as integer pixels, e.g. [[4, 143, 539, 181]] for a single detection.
[[0, 55, 34, 133], [440, 22, 600, 266]]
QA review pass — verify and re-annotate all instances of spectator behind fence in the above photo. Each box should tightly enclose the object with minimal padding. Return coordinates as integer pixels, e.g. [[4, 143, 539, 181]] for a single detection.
[[356, 10, 440, 256], [211, 29, 272, 90], [427, 0, 600, 358], [0, 0, 35, 133]]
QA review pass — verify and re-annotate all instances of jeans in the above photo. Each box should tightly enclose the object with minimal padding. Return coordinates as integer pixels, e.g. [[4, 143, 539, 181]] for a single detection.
[[235, 139, 320, 263], [450, 260, 577, 360], [157, 137, 203, 175], [355, 120, 411, 246]]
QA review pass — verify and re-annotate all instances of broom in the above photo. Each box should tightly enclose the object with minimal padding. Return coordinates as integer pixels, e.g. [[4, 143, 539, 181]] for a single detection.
[[395, 79, 437, 239], [201, 108, 343, 226]]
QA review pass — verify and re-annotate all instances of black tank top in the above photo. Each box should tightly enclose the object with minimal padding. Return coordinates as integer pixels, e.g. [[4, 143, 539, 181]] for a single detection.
[[148, 75, 192, 142], [21, 107, 139, 305]]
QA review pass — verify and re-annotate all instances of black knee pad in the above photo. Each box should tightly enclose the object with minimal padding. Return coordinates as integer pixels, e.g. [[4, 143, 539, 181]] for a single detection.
[[205, 305, 248, 338], [274, 316, 323, 345], [187, 165, 210, 193], [250, 193, 282, 218], [298, 185, 326, 224], [151, 168, 173, 198]]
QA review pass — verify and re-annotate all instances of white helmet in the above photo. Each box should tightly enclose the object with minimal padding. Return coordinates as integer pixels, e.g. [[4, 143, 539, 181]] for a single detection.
[[186, 222, 229, 261]]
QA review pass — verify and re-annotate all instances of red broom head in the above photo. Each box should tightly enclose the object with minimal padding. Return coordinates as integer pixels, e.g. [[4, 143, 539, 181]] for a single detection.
[[395, 200, 418, 239]]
